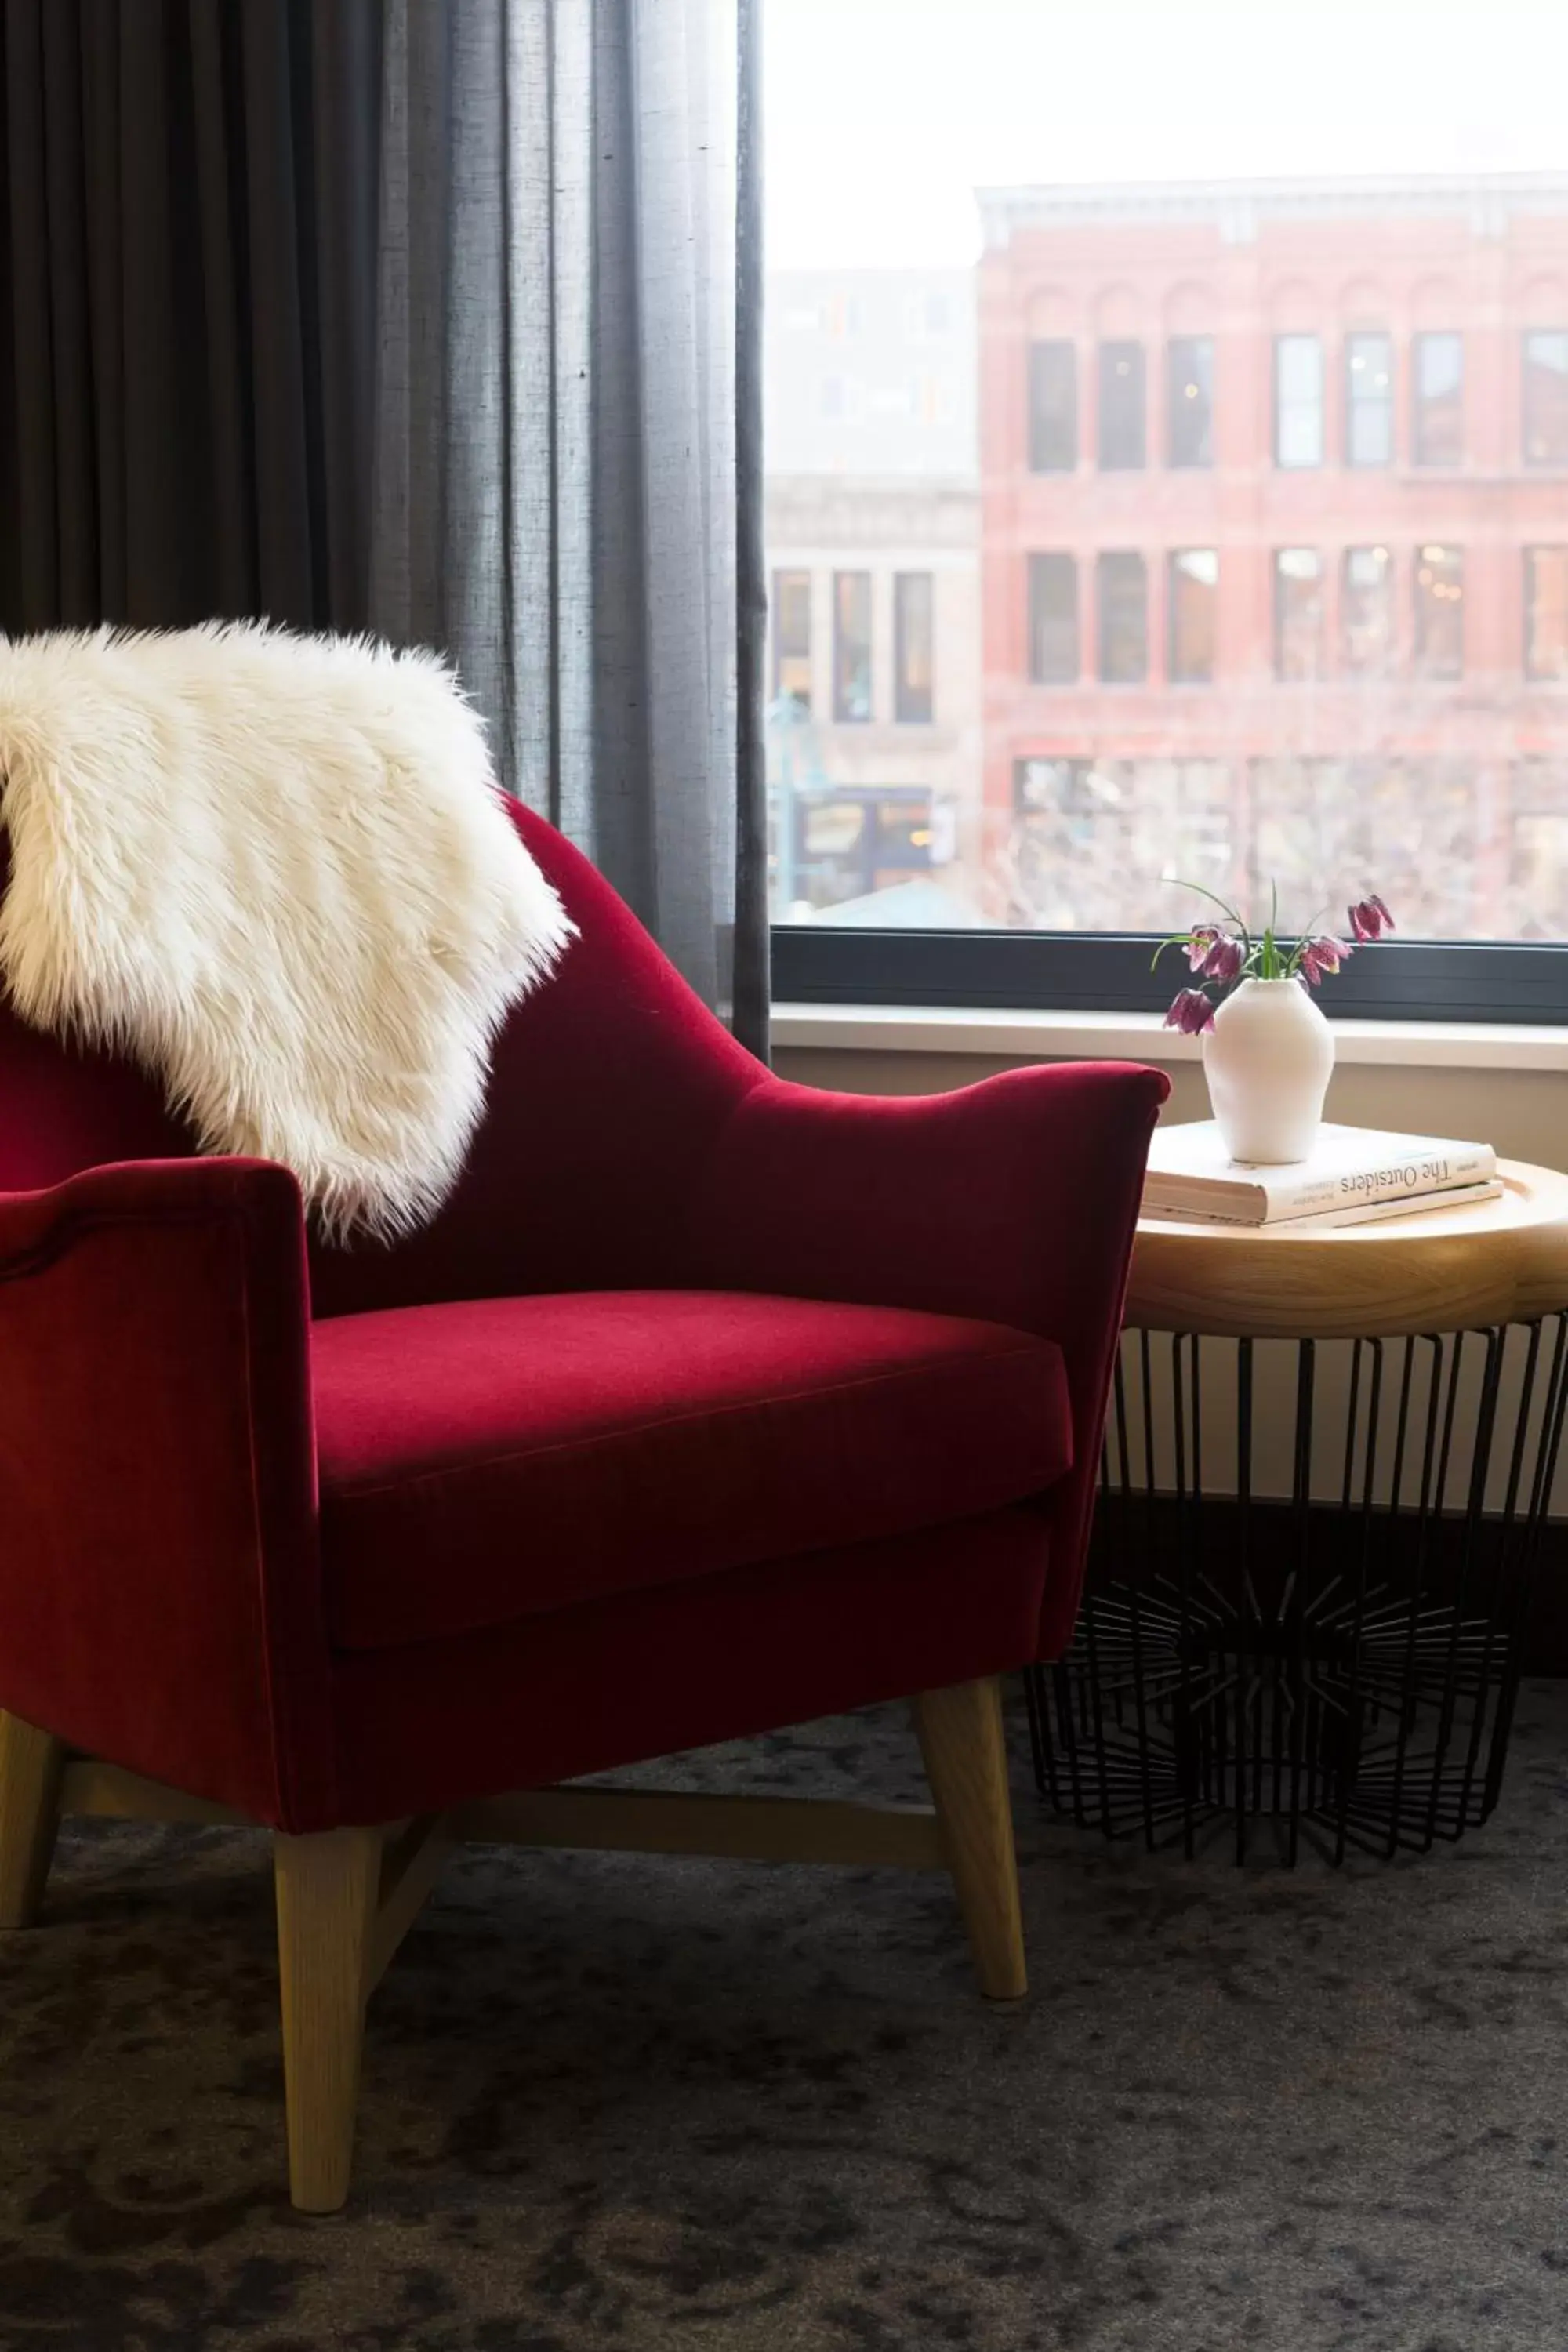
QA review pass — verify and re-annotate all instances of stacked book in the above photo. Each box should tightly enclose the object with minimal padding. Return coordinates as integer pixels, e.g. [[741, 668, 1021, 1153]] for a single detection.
[[1142, 1123, 1501, 1231]]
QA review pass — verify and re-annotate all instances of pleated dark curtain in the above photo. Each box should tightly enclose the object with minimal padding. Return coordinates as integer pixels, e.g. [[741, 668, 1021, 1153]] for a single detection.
[[0, 0, 764, 1047], [370, 0, 766, 1049], [0, 0, 381, 632]]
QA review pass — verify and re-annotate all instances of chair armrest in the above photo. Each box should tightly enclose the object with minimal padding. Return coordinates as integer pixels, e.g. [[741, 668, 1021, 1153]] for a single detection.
[[691, 1062, 1170, 1653], [0, 1157, 336, 1828]]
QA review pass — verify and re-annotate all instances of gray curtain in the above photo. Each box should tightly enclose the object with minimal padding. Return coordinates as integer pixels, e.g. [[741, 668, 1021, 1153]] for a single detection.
[[0, 0, 381, 633], [0, 0, 765, 1049], [369, 0, 768, 1054]]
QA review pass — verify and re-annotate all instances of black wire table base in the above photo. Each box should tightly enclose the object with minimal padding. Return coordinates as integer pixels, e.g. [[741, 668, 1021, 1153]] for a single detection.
[[1025, 1315, 1568, 1864]]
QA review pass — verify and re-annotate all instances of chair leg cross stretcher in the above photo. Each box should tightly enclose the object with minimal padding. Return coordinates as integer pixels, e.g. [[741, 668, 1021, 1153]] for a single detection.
[[0, 1679, 1027, 2212]]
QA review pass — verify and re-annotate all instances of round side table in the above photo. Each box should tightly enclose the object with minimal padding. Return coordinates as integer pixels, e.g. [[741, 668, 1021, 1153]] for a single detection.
[[1026, 1160, 1568, 1864]]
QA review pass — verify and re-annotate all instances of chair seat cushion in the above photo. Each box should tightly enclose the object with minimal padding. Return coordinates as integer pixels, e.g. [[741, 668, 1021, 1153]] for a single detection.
[[313, 1290, 1072, 1651]]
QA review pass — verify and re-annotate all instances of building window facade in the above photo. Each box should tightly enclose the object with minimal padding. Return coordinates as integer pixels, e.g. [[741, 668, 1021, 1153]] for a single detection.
[[893, 571, 935, 721], [1345, 332, 1394, 466], [1341, 546, 1396, 677], [771, 569, 812, 710], [1525, 547, 1568, 680], [1274, 548, 1324, 679], [1167, 550, 1218, 683], [1414, 543, 1465, 678], [1167, 336, 1214, 467], [1412, 332, 1464, 466], [832, 571, 873, 720], [1098, 340, 1146, 469], [764, 159, 1568, 1017], [1015, 755, 1094, 815], [1097, 551, 1147, 682], [1028, 552, 1079, 684], [1027, 339, 1077, 472], [905, 289, 952, 340], [1523, 331, 1568, 467], [1274, 335, 1323, 468]]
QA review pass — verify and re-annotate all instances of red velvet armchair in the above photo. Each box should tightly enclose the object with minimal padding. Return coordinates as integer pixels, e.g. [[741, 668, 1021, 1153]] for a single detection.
[[0, 804, 1167, 2210]]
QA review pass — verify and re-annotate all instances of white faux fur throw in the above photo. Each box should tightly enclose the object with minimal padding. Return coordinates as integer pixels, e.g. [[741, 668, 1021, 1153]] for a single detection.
[[0, 622, 574, 1239]]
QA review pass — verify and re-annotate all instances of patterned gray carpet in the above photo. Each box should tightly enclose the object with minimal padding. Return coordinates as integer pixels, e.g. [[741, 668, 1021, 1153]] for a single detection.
[[3, 1682, 1568, 2352]]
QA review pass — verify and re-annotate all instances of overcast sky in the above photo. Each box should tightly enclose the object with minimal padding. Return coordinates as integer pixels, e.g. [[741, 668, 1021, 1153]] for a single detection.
[[764, 0, 1568, 270]]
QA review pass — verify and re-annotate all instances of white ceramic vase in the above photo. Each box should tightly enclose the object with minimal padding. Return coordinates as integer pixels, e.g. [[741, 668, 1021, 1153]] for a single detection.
[[1202, 976, 1334, 1163]]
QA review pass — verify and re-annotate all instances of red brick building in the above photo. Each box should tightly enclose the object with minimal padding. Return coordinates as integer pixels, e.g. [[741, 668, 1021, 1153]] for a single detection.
[[977, 176, 1568, 940]]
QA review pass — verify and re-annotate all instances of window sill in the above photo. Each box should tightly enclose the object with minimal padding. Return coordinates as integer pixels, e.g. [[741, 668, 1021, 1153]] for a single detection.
[[771, 1002, 1568, 1072]]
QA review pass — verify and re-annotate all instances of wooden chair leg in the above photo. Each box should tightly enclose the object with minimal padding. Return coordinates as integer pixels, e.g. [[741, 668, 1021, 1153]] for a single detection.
[[0, 1712, 64, 1930], [912, 1676, 1027, 2001], [274, 1825, 383, 2214]]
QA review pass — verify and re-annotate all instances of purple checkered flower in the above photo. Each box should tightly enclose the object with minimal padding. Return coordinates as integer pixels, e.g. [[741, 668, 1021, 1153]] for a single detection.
[[1198, 934, 1244, 984], [1300, 935, 1353, 987], [1163, 987, 1217, 1036], [1347, 895, 1395, 942]]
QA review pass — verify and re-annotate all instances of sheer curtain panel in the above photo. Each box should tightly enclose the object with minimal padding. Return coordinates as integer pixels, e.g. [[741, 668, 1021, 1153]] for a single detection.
[[371, 0, 766, 1050]]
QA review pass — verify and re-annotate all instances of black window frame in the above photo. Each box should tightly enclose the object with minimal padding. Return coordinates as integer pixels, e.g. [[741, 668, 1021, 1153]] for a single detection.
[[771, 924, 1568, 1026]]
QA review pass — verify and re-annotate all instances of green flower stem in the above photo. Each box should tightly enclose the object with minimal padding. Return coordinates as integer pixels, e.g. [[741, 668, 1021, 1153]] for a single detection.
[[1164, 877, 1252, 970]]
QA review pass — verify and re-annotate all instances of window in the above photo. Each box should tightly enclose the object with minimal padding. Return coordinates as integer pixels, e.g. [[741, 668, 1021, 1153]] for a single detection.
[[1098, 341, 1145, 469], [894, 572, 935, 721], [1167, 550, 1218, 683], [912, 371, 956, 425], [1414, 544, 1464, 678], [906, 289, 952, 340], [764, 8, 1568, 1016], [1167, 336, 1214, 467], [1412, 332, 1463, 466], [771, 570, 812, 710], [1526, 548, 1568, 681], [1523, 332, 1568, 467], [1028, 553, 1079, 683], [1274, 336, 1323, 467], [1512, 762, 1568, 935], [1341, 546, 1396, 677], [1009, 756, 1234, 930], [832, 572, 873, 720], [1027, 339, 1076, 472], [1015, 756, 1094, 814], [1097, 552, 1146, 682], [1345, 332, 1393, 466], [1274, 549, 1323, 679]]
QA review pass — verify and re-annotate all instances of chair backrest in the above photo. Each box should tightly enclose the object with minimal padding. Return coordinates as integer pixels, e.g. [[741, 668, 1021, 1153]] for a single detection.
[[0, 854, 196, 1190], [0, 810, 764, 1319]]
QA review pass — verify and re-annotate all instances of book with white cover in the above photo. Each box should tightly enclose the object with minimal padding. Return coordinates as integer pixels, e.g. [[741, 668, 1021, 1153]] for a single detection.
[[1142, 1122, 1497, 1227], [1140, 1178, 1504, 1232]]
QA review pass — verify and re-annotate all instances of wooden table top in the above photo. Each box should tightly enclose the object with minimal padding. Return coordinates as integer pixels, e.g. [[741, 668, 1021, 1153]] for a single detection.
[[1126, 1159, 1568, 1340]]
